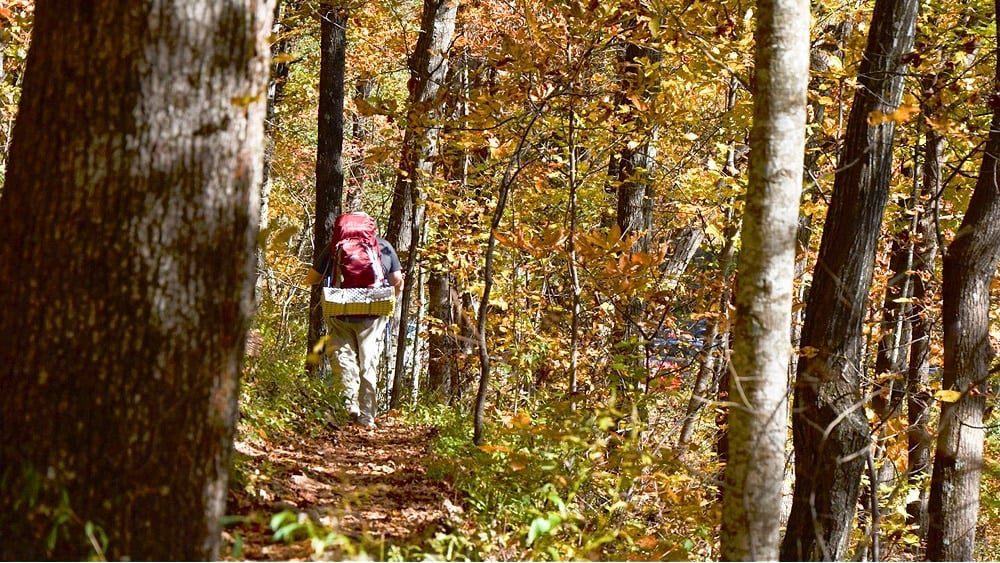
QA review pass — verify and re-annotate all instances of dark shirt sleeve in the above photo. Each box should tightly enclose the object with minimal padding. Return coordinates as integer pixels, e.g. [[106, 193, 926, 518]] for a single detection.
[[312, 244, 332, 278], [379, 239, 401, 274]]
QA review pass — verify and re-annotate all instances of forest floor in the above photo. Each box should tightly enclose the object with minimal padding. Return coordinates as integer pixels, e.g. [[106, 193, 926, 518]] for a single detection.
[[224, 415, 470, 560]]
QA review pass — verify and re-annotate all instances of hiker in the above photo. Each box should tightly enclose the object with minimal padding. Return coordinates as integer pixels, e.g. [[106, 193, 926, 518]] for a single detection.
[[305, 212, 403, 428]]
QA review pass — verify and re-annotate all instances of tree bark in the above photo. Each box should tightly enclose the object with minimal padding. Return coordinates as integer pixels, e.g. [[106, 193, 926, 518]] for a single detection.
[[427, 269, 453, 398], [905, 127, 941, 539], [385, 0, 458, 253], [257, 0, 299, 298], [0, 1, 272, 559], [781, 0, 918, 558], [872, 224, 915, 421], [926, 10, 1000, 555], [720, 0, 809, 557], [613, 40, 659, 343], [679, 219, 738, 447], [347, 74, 374, 210], [386, 0, 457, 405], [307, 4, 347, 374]]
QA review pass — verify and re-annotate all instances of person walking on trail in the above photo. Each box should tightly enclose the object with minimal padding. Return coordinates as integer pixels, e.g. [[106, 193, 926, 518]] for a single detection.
[[305, 212, 403, 429]]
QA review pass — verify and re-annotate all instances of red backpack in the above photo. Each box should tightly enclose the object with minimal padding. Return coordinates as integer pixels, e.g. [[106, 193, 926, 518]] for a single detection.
[[329, 213, 384, 288]]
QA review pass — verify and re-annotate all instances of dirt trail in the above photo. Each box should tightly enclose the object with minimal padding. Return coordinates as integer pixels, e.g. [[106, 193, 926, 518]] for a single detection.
[[225, 416, 467, 560]]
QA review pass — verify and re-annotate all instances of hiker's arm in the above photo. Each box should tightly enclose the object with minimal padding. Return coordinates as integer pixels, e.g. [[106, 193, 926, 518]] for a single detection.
[[388, 271, 404, 296], [305, 246, 332, 286], [304, 267, 323, 286]]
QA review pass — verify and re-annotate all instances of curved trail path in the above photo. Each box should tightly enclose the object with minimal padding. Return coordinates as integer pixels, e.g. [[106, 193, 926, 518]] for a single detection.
[[226, 417, 467, 560]]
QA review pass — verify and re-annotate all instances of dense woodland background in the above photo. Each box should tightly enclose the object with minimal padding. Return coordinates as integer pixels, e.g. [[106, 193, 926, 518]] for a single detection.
[[1, 0, 1000, 560]]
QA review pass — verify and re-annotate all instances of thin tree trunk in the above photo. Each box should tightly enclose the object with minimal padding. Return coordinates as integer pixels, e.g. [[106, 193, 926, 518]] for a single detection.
[[257, 0, 297, 297], [347, 74, 374, 210], [473, 162, 516, 445], [720, 0, 809, 557], [608, 36, 660, 358], [390, 196, 424, 407], [0, 1, 272, 558], [782, 0, 919, 558], [679, 216, 738, 447], [385, 0, 458, 253], [410, 258, 425, 404], [567, 89, 581, 396], [386, 0, 458, 405], [307, 4, 347, 375], [872, 221, 916, 420], [905, 127, 941, 539], [473, 110, 540, 444], [926, 10, 1000, 555], [427, 270, 453, 398]]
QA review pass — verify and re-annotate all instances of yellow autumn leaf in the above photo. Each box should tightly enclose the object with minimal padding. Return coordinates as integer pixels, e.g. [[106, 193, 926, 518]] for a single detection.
[[800, 346, 820, 358], [935, 389, 963, 403]]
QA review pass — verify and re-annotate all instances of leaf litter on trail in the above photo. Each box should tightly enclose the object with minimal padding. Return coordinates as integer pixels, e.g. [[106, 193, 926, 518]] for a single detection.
[[225, 417, 469, 560]]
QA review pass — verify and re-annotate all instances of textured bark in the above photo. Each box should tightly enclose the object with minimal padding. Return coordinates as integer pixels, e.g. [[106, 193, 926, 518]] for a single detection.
[[679, 214, 739, 447], [781, 0, 918, 558], [307, 4, 347, 374], [257, 0, 298, 297], [347, 74, 374, 210], [427, 270, 453, 398], [663, 224, 705, 282], [926, 15, 1000, 555], [386, 0, 457, 406], [610, 38, 659, 349], [871, 232, 913, 420], [720, 0, 809, 557], [385, 0, 458, 253], [0, 1, 272, 559], [905, 128, 941, 537]]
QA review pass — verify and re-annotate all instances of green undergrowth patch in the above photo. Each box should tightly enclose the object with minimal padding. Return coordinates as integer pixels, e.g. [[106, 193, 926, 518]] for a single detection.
[[407, 392, 718, 561], [239, 300, 347, 441]]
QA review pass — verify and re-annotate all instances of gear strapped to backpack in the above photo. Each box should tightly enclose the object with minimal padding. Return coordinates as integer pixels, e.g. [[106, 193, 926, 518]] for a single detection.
[[321, 213, 395, 317]]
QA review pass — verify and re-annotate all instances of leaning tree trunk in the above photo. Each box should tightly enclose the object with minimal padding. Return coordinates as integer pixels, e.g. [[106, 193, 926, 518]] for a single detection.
[[386, 0, 458, 408], [307, 3, 347, 374], [385, 0, 459, 253], [720, 0, 809, 558], [926, 12, 1000, 556], [905, 126, 941, 539], [781, 0, 918, 558], [0, 1, 272, 559]]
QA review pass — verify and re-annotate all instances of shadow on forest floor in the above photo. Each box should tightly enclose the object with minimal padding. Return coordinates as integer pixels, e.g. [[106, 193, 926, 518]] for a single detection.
[[224, 416, 469, 560]]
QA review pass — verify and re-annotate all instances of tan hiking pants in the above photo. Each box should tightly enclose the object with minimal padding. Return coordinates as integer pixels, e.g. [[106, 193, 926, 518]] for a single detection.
[[325, 316, 388, 425]]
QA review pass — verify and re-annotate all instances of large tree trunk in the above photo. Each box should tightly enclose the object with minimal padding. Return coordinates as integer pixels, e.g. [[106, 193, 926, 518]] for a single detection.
[[720, 0, 809, 558], [926, 14, 1000, 556], [307, 3, 347, 374], [905, 127, 941, 539], [0, 1, 272, 559], [781, 0, 918, 558]]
